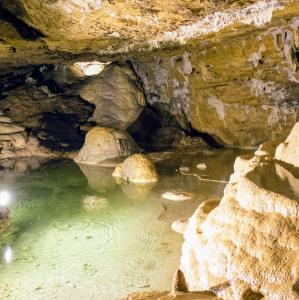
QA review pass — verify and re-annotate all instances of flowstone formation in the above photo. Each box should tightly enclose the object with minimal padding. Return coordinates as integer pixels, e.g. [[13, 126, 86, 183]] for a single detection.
[[179, 122, 299, 299], [75, 126, 140, 165]]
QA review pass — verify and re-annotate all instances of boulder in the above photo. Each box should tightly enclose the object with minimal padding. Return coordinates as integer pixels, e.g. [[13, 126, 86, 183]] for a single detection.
[[113, 154, 158, 183], [79, 63, 146, 130], [75, 127, 140, 165]]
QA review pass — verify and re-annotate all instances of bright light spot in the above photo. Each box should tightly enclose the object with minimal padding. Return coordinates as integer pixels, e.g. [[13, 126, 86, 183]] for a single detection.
[[73, 61, 109, 76], [0, 191, 10, 207], [3, 246, 12, 264]]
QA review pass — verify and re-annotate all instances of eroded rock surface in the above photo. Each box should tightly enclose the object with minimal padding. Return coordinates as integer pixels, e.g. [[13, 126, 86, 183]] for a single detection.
[[131, 16, 299, 147], [0, 112, 60, 160], [179, 122, 299, 299]]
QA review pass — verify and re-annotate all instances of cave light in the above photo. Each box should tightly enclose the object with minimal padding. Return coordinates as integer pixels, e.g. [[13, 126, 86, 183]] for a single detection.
[[0, 190, 11, 207], [73, 61, 110, 76], [3, 246, 12, 264]]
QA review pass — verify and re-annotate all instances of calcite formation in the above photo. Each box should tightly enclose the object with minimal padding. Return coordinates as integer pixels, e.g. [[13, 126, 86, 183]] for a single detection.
[[75, 126, 140, 165], [179, 122, 299, 299]]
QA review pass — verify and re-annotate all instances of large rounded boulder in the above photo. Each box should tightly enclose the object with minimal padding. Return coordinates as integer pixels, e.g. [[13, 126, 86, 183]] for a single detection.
[[79, 63, 145, 130], [75, 127, 140, 165], [113, 154, 158, 183]]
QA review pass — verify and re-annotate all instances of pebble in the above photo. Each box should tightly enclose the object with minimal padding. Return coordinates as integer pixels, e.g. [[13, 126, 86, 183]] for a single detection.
[[196, 163, 207, 170]]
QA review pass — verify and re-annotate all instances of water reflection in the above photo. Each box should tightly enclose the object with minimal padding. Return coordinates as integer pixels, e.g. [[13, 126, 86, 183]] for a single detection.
[[78, 164, 117, 193], [3, 246, 12, 264], [120, 182, 156, 201]]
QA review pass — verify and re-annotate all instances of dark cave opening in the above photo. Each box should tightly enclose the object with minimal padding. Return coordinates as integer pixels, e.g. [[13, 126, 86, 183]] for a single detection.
[[186, 123, 223, 148], [128, 103, 223, 151], [31, 112, 86, 152]]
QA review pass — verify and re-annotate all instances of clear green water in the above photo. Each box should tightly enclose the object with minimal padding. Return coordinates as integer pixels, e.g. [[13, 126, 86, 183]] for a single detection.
[[0, 148, 247, 300]]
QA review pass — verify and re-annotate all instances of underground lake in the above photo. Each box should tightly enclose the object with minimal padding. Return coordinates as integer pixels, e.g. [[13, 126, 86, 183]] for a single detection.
[[0, 149, 247, 300]]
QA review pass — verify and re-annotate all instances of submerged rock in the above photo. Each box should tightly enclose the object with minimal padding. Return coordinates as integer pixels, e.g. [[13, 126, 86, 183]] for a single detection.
[[0, 207, 10, 234], [113, 154, 158, 183], [180, 122, 299, 299], [162, 190, 194, 201], [82, 196, 107, 211], [0, 207, 9, 219], [75, 127, 140, 165]]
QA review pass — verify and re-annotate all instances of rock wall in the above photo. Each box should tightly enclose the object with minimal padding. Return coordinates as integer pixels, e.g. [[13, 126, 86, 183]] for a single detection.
[[131, 16, 299, 147], [0, 1, 299, 151]]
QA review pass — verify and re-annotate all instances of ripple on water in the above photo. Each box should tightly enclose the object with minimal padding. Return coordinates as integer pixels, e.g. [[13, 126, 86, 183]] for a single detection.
[[53, 219, 91, 231]]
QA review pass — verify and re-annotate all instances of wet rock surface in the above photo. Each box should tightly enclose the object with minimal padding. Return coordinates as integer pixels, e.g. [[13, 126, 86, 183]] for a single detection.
[[114, 154, 158, 184]]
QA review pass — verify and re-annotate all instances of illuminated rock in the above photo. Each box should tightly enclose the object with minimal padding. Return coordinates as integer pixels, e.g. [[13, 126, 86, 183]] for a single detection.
[[75, 127, 140, 165], [180, 123, 299, 299], [113, 154, 158, 183]]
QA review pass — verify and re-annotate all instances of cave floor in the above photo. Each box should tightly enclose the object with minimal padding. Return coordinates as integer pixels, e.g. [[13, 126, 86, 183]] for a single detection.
[[0, 148, 250, 300]]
